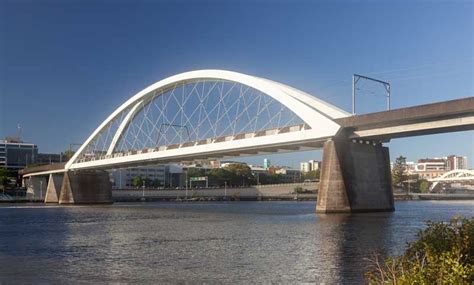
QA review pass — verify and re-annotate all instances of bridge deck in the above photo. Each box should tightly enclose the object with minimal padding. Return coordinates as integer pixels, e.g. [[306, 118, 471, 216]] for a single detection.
[[336, 97, 474, 140], [21, 163, 66, 176]]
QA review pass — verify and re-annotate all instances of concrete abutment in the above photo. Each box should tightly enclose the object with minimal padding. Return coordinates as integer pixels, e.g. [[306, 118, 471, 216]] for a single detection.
[[45, 173, 63, 203], [316, 138, 394, 213], [25, 176, 48, 200], [58, 170, 113, 204]]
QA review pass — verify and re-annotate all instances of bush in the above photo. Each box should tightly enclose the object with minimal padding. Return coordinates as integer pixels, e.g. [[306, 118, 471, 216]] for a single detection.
[[366, 216, 473, 284], [294, 186, 303, 193]]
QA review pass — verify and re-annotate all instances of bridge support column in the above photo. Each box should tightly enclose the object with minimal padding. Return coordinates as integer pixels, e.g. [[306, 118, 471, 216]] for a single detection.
[[59, 170, 113, 204], [25, 176, 48, 201], [44, 174, 64, 203], [316, 138, 394, 213]]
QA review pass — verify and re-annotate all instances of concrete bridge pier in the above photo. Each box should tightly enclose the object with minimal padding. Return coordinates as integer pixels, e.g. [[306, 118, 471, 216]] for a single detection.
[[25, 176, 48, 200], [59, 170, 113, 204], [44, 173, 64, 203], [316, 138, 394, 213]]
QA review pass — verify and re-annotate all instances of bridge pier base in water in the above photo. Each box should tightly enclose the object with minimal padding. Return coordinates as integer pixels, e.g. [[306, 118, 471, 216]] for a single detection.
[[58, 170, 113, 204], [44, 173, 63, 203], [316, 139, 394, 213]]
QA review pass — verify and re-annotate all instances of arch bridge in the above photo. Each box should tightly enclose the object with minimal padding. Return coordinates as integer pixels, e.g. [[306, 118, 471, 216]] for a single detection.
[[429, 169, 474, 192], [21, 70, 474, 213]]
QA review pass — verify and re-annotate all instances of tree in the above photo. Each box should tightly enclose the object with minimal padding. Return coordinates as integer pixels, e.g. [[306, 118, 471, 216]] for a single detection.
[[131, 176, 142, 187], [63, 150, 75, 160], [208, 168, 232, 186], [419, 179, 430, 193], [0, 167, 8, 187], [392, 155, 407, 187], [143, 177, 152, 187], [258, 173, 284, 185], [152, 179, 162, 188], [186, 167, 204, 178], [303, 169, 320, 180], [224, 163, 253, 186], [366, 217, 474, 284]]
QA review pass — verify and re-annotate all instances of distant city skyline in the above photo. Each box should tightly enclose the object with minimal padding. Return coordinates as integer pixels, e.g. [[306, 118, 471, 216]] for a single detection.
[[1, 0, 473, 168], [232, 149, 471, 170]]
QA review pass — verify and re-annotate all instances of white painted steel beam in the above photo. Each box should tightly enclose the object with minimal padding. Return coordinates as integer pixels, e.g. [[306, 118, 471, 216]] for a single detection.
[[69, 129, 329, 170], [66, 70, 346, 169], [106, 100, 145, 155]]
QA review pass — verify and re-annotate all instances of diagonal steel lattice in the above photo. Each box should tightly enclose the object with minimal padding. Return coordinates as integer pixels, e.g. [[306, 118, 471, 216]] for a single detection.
[[79, 80, 305, 159]]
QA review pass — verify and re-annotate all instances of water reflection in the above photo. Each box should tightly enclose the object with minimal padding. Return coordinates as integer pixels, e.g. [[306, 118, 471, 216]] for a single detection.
[[0, 201, 472, 283]]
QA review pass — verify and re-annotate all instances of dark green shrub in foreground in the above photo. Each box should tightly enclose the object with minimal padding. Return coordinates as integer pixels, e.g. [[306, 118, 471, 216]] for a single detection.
[[366, 217, 473, 284]]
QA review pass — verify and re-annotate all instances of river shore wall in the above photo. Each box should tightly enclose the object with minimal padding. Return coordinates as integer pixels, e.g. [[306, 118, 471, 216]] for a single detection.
[[113, 182, 318, 201]]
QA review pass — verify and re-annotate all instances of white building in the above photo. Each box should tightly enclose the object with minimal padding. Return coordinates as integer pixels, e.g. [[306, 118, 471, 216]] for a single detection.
[[446, 155, 468, 170], [263, 158, 270, 169], [300, 162, 310, 172], [309, 160, 320, 171], [300, 160, 321, 173], [109, 164, 183, 189]]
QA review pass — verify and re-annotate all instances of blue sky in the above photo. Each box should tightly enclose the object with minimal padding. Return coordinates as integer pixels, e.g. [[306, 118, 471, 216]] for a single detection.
[[1, 0, 473, 168]]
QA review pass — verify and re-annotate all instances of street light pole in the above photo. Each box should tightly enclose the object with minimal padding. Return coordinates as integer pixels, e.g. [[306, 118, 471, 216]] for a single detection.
[[224, 181, 227, 200], [185, 169, 188, 200]]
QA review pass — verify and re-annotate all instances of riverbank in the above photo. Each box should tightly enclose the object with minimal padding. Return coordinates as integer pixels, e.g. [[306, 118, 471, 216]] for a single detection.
[[113, 183, 317, 202], [112, 189, 474, 202], [2, 187, 474, 203]]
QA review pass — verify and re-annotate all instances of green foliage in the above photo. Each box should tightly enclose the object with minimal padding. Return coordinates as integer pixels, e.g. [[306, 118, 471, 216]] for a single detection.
[[142, 177, 152, 187], [419, 179, 430, 193], [186, 167, 204, 178], [303, 169, 320, 180], [392, 155, 407, 187], [258, 173, 284, 185], [366, 216, 474, 284], [225, 163, 252, 178], [131, 176, 142, 187], [208, 168, 232, 186], [63, 150, 75, 160], [152, 179, 162, 188], [224, 163, 253, 186], [0, 167, 8, 186], [207, 163, 254, 186]]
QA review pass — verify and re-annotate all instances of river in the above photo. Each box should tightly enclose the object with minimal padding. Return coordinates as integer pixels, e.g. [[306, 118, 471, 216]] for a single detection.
[[0, 200, 472, 283]]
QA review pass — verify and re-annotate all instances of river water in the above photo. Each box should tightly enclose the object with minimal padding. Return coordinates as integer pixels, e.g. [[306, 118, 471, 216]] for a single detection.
[[0, 200, 472, 284]]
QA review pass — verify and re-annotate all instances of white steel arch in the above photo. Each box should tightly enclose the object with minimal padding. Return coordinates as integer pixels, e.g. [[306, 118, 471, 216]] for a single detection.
[[429, 169, 474, 191], [66, 70, 350, 170]]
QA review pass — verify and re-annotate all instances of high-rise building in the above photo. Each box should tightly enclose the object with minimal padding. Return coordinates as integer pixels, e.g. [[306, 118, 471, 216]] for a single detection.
[[263, 158, 270, 169], [300, 162, 310, 172], [446, 155, 468, 170], [300, 160, 321, 173], [309, 160, 320, 171], [0, 137, 38, 171]]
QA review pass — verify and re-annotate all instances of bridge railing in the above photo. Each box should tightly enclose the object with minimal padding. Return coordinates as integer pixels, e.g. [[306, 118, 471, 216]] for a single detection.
[[75, 123, 309, 163]]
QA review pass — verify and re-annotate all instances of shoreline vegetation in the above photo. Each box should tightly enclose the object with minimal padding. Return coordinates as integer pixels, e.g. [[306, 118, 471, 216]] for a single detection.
[[366, 217, 473, 284]]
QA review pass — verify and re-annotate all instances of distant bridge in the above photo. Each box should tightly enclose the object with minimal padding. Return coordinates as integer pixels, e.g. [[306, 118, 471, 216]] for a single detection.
[[21, 70, 474, 213], [429, 169, 474, 192]]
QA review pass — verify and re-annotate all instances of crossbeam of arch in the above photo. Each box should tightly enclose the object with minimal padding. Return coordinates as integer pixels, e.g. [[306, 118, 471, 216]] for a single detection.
[[429, 169, 474, 191], [66, 70, 350, 170]]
